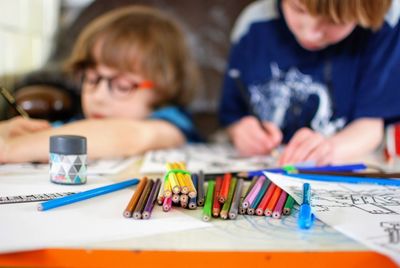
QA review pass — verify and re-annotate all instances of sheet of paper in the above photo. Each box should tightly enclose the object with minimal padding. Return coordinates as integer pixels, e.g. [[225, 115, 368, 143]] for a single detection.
[[264, 171, 400, 265], [0, 156, 139, 175], [0, 175, 209, 253], [140, 143, 277, 174]]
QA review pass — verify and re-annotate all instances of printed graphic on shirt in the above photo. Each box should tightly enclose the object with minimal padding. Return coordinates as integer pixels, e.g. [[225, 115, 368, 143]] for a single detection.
[[249, 63, 346, 136]]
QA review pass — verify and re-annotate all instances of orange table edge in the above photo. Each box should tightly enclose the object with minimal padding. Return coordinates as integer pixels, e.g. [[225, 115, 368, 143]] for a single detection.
[[0, 249, 397, 268]]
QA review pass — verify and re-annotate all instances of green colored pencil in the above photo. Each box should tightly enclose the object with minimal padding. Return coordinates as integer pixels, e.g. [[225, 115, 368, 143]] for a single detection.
[[202, 181, 215, 221], [220, 178, 237, 219], [283, 195, 295, 215]]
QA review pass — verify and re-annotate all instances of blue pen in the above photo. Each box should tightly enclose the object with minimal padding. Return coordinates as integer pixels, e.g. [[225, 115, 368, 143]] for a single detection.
[[38, 178, 140, 211], [298, 183, 314, 229], [286, 174, 400, 187], [245, 163, 367, 177]]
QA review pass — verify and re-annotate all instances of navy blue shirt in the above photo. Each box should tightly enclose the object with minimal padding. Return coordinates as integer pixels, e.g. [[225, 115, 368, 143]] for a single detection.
[[219, 0, 400, 143]]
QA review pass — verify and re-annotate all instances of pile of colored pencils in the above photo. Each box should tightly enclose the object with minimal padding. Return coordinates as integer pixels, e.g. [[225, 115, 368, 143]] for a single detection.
[[123, 177, 161, 220], [202, 174, 296, 221], [157, 162, 205, 212]]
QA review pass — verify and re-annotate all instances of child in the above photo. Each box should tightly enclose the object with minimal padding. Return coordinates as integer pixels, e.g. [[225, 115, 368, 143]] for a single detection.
[[0, 6, 200, 163], [219, 0, 400, 165]]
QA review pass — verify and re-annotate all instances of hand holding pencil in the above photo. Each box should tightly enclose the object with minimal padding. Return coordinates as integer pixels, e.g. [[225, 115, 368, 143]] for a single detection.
[[227, 116, 282, 156]]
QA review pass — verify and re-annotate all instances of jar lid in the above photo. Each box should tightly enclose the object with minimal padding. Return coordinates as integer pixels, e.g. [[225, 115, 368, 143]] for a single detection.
[[50, 135, 87, 154]]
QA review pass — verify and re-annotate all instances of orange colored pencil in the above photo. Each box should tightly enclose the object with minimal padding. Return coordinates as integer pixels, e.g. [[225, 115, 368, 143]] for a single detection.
[[123, 177, 148, 218], [264, 186, 282, 217], [219, 173, 232, 203], [256, 183, 276, 216], [212, 176, 223, 217]]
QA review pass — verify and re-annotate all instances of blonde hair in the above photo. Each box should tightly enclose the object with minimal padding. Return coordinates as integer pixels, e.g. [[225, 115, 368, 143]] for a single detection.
[[300, 0, 392, 30], [66, 6, 199, 106]]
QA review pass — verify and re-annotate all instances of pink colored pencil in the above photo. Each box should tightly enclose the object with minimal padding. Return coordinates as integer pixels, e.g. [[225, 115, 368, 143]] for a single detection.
[[272, 191, 288, 219], [162, 196, 172, 212], [242, 176, 266, 209]]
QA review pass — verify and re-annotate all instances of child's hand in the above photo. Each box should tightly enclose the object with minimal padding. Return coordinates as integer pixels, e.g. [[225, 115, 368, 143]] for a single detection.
[[279, 127, 334, 166], [228, 116, 282, 156], [0, 116, 51, 139]]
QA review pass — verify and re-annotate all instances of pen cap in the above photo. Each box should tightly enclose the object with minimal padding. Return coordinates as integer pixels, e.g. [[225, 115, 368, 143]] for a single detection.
[[49, 135, 87, 185], [50, 135, 87, 154]]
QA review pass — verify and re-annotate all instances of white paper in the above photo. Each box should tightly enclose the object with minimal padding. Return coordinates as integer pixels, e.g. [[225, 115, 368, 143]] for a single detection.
[[140, 143, 278, 174], [0, 175, 210, 253], [264, 171, 400, 266], [0, 156, 139, 175]]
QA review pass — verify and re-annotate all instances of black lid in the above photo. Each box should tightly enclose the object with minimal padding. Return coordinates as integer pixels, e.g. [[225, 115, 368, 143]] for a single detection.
[[50, 135, 87, 154]]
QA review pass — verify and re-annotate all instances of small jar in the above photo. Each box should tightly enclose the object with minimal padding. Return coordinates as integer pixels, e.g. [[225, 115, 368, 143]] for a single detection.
[[49, 135, 87, 185]]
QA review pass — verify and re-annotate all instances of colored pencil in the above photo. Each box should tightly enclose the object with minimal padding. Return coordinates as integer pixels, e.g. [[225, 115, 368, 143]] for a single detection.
[[283, 195, 296, 215], [248, 178, 270, 215], [264, 186, 282, 216], [172, 193, 180, 204], [220, 178, 237, 219], [242, 176, 266, 209], [188, 195, 197, 209], [285, 173, 400, 187], [212, 176, 223, 217], [39, 178, 140, 212], [142, 178, 161, 219], [157, 178, 165, 205], [133, 179, 153, 219], [166, 163, 181, 194], [256, 183, 276, 216], [123, 177, 148, 218], [229, 178, 244, 220], [238, 163, 368, 178], [197, 171, 205, 206], [163, 177, 172, 198], [162, 196, 172, 212], [239, 177, 258, 214], [272, 191, 288, 219], [202, 181, 215, 221], [219, 173, 232, 203], [177, 162, 197, 198]]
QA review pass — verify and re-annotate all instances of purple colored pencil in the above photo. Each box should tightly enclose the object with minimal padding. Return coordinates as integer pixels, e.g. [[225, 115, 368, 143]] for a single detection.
[[142, 178, 161, 219], [272, 191, 288, 219], [242, 176, 266, 209]]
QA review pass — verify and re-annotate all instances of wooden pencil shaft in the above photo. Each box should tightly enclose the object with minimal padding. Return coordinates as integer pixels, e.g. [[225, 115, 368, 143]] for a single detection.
[[272, 191, 288, 219], [197, 171, 205, 206], [123, 177, 148, 218], [229, 179, 244, 219], [133, 179, 154, 219], [221, 178, 237, 216], [256, 183, 276, 215], [250, 179, 270, 209], [283, 195, 295, 215], [163, 196, 172, 212], [243, 176, 265, 208], [202, 181, 215, 221], [143, 178, 161, 219], [219, 173, 232, 203]]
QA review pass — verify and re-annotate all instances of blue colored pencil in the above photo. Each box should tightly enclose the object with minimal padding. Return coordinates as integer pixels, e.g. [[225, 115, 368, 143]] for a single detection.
[[285, 173, 400, 187], [38, 178, 139, 211], [241, 163, 367, 177]]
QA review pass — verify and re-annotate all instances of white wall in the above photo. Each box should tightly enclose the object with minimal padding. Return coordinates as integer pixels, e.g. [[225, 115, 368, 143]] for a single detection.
[[0, 0, 60, 77]]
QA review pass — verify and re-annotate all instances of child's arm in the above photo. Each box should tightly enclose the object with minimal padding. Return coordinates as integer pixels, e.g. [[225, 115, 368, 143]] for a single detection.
[[279, 118, 383, 165], [0, 118, 185, 163], [227, 116, 282, 156], [0, 116, 51, 139]]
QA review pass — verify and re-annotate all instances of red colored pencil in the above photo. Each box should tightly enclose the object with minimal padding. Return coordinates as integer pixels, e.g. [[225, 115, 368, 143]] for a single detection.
[[219, 173, 232, 203], [212, 176, 223, 217], [256, 183, 276, 216]]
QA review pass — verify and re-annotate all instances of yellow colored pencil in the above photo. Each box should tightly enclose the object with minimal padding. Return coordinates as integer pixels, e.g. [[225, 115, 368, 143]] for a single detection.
[[166, 163, 181, 194], [177, 162, 197, 198]]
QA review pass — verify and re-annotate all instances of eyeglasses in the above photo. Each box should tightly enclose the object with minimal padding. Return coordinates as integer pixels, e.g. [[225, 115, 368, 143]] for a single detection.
[[81, 68, 153, 99]]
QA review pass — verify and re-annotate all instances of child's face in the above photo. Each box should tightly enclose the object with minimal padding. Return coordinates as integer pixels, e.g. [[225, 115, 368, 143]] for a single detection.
[[282, 0, 356, 51], [81, 65, 159, 120]]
